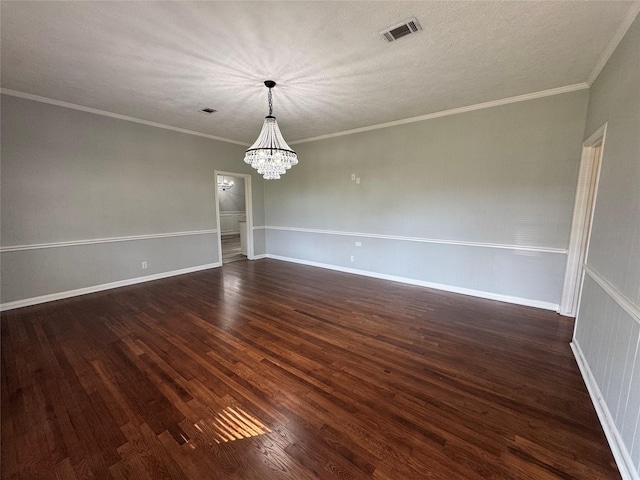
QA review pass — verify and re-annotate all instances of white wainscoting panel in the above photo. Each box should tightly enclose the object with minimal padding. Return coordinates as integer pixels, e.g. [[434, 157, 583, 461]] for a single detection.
[[573, 268, 640, 480], [220, 212, 247, 236]]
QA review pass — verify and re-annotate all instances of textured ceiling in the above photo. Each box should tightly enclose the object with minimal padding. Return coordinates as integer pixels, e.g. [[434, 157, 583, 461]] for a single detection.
[[1, 1, 636, 144]]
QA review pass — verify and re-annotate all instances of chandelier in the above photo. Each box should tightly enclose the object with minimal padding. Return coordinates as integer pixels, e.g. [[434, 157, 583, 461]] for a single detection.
[[244, 80, 298, 180], [217, 176, 234, 191]]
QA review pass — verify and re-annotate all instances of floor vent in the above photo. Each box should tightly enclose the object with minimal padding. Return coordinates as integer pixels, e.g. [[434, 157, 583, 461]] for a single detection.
[[380, 18, 422, 43]]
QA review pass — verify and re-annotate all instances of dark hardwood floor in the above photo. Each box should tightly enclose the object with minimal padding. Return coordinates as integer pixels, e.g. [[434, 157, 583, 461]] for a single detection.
[[1, 259, 620, 479], [222, 235, 245, 264]]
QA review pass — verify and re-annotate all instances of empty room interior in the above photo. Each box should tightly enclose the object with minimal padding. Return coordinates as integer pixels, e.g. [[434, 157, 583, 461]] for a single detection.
[[2, 2, 640, 479]]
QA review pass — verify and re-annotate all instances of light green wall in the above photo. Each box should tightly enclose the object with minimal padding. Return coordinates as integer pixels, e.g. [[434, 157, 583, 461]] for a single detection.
[[265, 89, 589, 307], [0, 86, 590, 309], [573, 14, 640, 478], [0, 94, 264, 304], [583, 18, 640, 302]]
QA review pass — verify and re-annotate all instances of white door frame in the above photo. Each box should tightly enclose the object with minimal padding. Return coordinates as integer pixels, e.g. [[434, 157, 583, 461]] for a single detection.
[[559, 123, 607, 317], [214, 171, 254, 262]]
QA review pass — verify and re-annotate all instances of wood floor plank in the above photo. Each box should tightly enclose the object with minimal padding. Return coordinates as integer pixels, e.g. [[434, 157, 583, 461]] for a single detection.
[[1, 259, 621, 479]]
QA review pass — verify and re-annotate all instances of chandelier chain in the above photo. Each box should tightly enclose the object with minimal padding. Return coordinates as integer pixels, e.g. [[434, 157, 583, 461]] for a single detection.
[[268, 88, 273, 116]]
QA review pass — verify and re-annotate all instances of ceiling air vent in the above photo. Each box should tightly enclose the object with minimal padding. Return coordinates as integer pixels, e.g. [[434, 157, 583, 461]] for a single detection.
[[380, 17, 422, 43]]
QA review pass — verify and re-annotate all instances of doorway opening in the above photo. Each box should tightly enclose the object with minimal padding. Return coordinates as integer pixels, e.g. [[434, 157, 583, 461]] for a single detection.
[[559, 124, 606, 317], [215, 171, 254, 265]]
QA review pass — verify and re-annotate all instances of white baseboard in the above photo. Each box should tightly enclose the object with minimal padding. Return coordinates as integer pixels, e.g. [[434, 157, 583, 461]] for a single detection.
[[265, 254, 559, 311], [0, 262, 221, 312], [3, 254, 559, 313], [571, 340, 638, 480]]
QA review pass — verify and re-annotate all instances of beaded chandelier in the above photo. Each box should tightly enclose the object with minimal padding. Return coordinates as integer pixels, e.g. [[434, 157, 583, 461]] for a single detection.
[[244, 81, 298, 180]]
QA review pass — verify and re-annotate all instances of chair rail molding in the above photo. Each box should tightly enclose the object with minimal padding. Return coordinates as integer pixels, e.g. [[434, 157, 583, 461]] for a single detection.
[[0, 229, 218, 253], [583, 264, 640, 325], [263, 226, 567, 254]]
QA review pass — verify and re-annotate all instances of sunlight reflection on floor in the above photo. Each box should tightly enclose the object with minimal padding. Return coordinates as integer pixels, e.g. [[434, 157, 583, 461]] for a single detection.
[[193, 406, 271, 445]]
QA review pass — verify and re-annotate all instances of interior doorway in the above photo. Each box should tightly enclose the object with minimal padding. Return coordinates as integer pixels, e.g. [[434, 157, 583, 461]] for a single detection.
[[559, 124, 606, 317], [215, 171, 254, 265]]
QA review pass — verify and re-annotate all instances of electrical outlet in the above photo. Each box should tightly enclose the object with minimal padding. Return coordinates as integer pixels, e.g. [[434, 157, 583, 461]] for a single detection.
[[351, 173, 356, 181], [355, 241, 362, 247], [356, 177, 361, 184], [141, 261, 148, 269], [350, 255, 355, 262]]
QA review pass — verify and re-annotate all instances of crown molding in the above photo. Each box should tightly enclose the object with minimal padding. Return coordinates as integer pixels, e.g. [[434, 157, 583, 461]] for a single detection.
[[587, 1, 640, 86], [2, 81, 593, 148], [0, 88, 249, 146], [290, 83, 589, 145]]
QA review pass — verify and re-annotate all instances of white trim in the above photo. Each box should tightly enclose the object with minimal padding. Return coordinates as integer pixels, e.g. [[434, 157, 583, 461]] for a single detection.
[[264, 226, 567, 254], [214, 170, 255, 261], [0, 88, 249, 146], [266, 254, 559, 311], [587, 2, 640, 85], [252, 254, 268, 260], [0, 262, 221, 312], [0, 229, 218, 253], [559, 123, 606, 317], [253, 226, 267, 230], [2, 83, 591, 149], [583, 122, 610, 150], [584, 264, 640, 326], [290, 83, 589, 145], [571, 340, 639, 480]]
